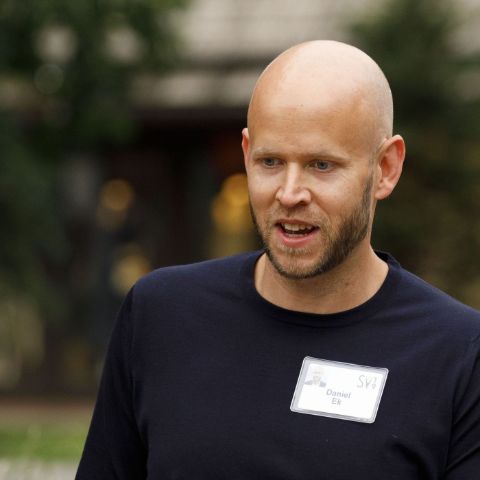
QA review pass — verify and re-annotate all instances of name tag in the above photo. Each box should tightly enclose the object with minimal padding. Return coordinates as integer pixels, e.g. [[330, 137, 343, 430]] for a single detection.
[[290, 357, 388, 423]]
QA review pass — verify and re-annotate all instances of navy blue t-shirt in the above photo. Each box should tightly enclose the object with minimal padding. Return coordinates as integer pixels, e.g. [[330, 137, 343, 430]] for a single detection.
[[76, 251, 480, 479]]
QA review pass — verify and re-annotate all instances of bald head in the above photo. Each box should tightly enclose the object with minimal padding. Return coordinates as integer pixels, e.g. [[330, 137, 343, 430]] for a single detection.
[[247, 40, 393, 156]]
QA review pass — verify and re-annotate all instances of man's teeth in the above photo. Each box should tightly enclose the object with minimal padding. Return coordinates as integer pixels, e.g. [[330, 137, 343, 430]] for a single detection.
[[281, 223, 315, 233]]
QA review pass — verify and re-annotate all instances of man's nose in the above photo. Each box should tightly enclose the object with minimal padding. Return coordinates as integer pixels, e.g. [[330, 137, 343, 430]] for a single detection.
[[275, 166, 312, 207]]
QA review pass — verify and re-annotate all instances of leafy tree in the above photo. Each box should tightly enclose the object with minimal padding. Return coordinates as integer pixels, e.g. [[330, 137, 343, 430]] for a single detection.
[[0, 0, 187, 391], [350, 0, 480, 306]]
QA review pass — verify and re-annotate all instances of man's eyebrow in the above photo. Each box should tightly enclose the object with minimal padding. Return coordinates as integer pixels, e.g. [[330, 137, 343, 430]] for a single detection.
[[250, 148, 281, 158], [251, 147, 349, 162]]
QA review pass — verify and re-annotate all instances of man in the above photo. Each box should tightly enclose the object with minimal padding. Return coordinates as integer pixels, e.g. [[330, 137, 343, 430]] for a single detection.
[[76, 41, 480, 479]]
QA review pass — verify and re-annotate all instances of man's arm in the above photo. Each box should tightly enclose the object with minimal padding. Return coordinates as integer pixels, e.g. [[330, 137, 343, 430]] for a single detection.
[[76, 289, 147, 479], [445, 333, 480, 479]]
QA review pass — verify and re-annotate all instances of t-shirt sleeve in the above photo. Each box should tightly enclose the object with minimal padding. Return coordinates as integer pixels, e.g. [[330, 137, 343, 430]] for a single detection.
[[445, 333, 480, 479], [75, 288, 147, 479]]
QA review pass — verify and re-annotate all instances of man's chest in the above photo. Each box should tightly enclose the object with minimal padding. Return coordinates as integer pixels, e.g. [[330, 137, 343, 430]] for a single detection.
[[134, 327, 451, 480]]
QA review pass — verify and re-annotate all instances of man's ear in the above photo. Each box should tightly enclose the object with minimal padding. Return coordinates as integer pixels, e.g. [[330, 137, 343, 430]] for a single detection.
[[241, 128, 250, 168], [374, 134, 406, 200]]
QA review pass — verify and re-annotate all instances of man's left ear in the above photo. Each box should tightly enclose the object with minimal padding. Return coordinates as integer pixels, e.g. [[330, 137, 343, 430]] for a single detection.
[[374, 134, 406, 200]]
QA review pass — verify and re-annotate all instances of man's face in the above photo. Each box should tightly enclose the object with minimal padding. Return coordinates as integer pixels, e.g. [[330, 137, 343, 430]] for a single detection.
[[243, 99, 377, 280]]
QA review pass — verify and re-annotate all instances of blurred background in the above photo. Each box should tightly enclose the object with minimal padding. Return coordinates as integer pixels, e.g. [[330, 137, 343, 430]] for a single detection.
[[0, 0, 479, 477]]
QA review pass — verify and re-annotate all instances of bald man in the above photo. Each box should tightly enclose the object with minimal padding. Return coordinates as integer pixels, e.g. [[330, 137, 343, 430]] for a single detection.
[[77, 41, 480, 480]]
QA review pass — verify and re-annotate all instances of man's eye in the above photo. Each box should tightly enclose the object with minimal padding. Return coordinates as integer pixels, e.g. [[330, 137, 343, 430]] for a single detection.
[[262, 158, 279, 167], [312, 160, 330, 171]]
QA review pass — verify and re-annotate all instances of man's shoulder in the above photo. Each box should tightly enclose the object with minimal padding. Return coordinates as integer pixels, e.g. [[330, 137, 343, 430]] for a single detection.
[[401, 264, 477, 310], [393, 258, 480, 334]]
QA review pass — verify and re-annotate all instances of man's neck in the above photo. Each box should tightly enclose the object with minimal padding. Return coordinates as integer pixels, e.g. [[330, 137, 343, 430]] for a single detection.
[[254, 245, 388, 314]]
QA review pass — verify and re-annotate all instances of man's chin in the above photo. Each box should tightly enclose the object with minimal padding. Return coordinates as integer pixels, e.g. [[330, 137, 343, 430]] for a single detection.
[[265, 248, 327, 280]]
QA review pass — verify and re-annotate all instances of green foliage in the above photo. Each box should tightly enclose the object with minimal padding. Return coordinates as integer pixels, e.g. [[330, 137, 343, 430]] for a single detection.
[[0, 0, 187, 150], [350, 0, 480, 304], [0, 124, 64, 287], [0, 0, 186, 274], [0, 0, 187, 389]]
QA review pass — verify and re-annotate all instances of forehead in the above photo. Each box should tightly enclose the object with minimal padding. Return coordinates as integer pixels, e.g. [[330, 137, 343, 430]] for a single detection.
[[249, 94, 375, 160]]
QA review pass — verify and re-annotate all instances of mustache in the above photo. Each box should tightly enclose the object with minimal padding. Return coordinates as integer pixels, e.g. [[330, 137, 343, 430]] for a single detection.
[[267, 209, 325, 228]]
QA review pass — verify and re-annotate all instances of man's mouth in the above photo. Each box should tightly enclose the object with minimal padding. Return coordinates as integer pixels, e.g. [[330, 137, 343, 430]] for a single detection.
[[278, 223, 318, 237]]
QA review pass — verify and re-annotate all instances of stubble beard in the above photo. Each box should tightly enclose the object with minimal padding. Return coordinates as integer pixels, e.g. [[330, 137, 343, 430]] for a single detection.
[[250, 174, 374, 280]]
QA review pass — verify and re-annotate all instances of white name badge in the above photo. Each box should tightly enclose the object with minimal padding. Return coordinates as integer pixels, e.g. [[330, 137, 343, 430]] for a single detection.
[[290, 357, 388, 423]]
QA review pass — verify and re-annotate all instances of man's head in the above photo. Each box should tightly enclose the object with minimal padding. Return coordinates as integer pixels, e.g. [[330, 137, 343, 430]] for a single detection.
[[242, 40, 405, 279]]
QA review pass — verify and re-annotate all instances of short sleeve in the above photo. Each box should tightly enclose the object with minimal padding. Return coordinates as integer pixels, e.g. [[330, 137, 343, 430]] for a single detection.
[[76, 288, 147, 479], [445, 334, 480, 479]]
